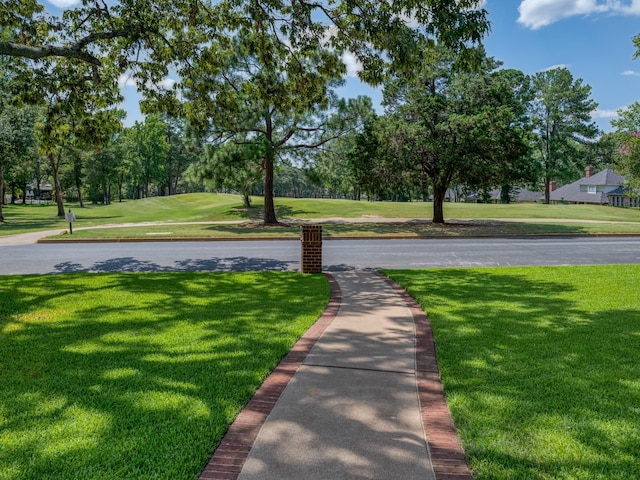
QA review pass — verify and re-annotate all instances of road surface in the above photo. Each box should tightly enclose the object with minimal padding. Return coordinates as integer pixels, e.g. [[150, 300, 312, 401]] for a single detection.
[[1, 237, 639, 274]]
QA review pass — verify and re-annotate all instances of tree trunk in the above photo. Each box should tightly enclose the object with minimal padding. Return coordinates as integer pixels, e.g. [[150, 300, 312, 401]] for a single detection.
[[432, 183, 447, 224], [500, 184, 511, 204], [76, 176, 84, 208], [544, 177, 550, 204], [50, 154, 65, 217], [263, 150, 278, 224], [173, 170, 180, 196]]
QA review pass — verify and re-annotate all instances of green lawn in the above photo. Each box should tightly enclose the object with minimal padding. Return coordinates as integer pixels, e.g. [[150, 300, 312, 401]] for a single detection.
[[0, 272, 330, 480], [385, 265, 640, 480], [39, 219, 640, 241], [2, 193, 640, 237]]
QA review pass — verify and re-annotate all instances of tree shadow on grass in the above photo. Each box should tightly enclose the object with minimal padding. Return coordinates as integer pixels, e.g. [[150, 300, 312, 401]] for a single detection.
[[0, 272, 329, 479], [386, 267, 640, 479]]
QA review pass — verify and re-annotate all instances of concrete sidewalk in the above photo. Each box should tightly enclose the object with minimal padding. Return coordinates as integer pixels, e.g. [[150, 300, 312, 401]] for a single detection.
[[200, 271, 472, 480]]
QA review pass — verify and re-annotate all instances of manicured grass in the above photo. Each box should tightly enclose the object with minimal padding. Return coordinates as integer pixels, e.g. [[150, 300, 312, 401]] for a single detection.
[[2, 193, 640, 237], [43, 219, 640, 241], [384, 265, 640, 480], [0, 272, 329, 480]]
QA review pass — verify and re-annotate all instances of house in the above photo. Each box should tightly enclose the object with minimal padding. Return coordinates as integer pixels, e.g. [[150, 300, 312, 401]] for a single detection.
[[548, 166, 629, 205], [25, 181, 53, 203], [607, 186, 640, 207]]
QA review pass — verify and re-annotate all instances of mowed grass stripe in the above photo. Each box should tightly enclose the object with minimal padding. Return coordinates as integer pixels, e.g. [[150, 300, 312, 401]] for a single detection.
[[0, 272, 329, 480], [385, 265, 640, 480]]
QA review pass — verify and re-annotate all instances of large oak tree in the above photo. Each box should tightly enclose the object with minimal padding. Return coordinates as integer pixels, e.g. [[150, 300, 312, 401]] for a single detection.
[[379, 47, 533, 223]]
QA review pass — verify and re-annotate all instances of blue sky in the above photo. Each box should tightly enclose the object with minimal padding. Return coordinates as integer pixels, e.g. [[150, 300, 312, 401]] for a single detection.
[[44, 0, 640, 132], [483, 0, 640, 133], [337, 1, 640, 133]]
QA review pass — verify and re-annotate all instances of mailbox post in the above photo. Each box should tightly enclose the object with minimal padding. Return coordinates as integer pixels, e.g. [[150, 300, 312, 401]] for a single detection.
[[301, 225, 322, 273], [65, 208, 76, 234]]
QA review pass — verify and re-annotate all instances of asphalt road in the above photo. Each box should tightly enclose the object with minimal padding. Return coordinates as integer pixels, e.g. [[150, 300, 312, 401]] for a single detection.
[[1, 237, 639, 275]]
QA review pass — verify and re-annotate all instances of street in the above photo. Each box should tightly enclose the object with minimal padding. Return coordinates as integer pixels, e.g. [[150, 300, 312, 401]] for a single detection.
[[1, 237, 639, 274]]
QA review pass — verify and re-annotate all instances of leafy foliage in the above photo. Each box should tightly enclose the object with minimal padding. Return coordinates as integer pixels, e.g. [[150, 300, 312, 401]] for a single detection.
[[611, 101, 640, 191], [378, 47, 533, 223], [529, 67, 599, 203]]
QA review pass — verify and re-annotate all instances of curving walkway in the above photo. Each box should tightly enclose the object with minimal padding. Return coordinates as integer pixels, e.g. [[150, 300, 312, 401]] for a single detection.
[[199, 271, 472, 480]]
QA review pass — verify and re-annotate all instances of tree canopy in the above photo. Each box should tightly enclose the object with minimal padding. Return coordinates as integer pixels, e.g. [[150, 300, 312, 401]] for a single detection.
[[378, 46, 533, 223], [611, 101, 640, 190], [2, 0, 491, 222], [529, 67, 599, 204]]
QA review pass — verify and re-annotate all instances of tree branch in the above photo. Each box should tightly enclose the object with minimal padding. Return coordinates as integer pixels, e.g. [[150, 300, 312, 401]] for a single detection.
[[0, 29, 139, 66], [0, 41, 102, 65]]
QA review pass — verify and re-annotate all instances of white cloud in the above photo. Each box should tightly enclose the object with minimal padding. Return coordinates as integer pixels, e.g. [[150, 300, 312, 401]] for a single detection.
[[118, 74, 176, 90], [118, 74, 137, 89], [622, 70, 640, 76], [46, 0, 81, 8], [592, 108, 621, 119], [342, 52, 362, 78], [542, 64, 570, 71], [517, 0, 640, 30]]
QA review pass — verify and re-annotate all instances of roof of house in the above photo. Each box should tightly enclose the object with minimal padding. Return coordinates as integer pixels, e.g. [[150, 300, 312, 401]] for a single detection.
[[548, 168, 624, 204], [606, 185, 637, 196], [580, 168, 625, 186]]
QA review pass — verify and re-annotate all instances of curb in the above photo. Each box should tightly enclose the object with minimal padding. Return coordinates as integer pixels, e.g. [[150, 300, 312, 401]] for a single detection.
[[37, 236, 300, 244], [198, 273, 341, 480], [35, 232, 640, 244]]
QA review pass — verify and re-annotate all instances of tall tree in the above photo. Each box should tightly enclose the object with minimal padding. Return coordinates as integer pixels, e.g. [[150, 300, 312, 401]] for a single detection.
[[164, 117, 196, 196], [611, 101, 640, 189], [0, 64, 38, 221], [180, 29, 371, 223], [529, 67, 599, 203], [128, 115, 170, 198], [380, 47, 532, 223]]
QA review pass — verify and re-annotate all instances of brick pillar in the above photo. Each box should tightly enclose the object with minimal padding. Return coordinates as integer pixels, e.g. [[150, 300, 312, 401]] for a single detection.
[[301, 225, 322, 273]]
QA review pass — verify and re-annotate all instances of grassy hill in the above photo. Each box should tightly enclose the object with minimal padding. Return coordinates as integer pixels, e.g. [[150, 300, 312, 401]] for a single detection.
[[2, 193, 640, 238]]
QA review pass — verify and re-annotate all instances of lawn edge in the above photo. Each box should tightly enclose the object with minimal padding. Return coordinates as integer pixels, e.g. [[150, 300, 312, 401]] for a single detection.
[[198, 272, 341, 480], [35, 232, 640, 244], [378, 273, 474, 480]]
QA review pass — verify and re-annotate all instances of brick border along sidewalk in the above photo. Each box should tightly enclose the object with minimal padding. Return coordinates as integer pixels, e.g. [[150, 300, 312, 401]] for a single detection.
[[379, 273, 474, 480], [198, 273, 342, 480], [199, 272, 473, 480]]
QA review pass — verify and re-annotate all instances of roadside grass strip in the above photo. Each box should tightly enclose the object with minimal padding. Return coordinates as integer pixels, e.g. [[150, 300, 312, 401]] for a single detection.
[[0, 272, 329, 480], [385, 265, 640, 480], [46, 220, 640, 241]]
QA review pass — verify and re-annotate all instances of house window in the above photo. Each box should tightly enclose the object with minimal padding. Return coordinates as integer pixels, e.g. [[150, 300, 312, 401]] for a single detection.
[[587, 185, 597, 194]]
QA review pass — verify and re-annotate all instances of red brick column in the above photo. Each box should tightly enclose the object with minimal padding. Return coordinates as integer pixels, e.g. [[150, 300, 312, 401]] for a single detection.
[[301, 225, 322, 273]]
